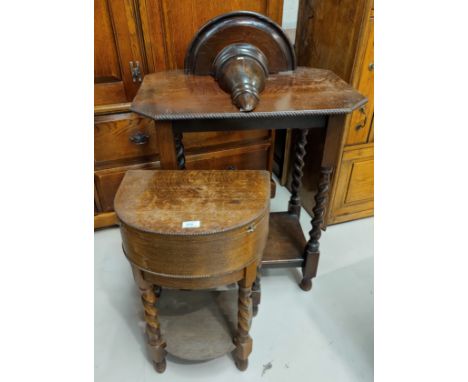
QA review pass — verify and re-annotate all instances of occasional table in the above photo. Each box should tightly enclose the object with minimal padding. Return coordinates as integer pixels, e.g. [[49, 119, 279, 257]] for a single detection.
[[114, 170, 270, 372], [130, 67, 366, 293]]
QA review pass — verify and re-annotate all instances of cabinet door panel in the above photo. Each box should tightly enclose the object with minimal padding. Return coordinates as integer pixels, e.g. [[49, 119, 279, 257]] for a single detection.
[[94, 0, 146, 105], [346, 16, 374, 145], [141, 0, 284, 70], [330, 145, 373, 223]]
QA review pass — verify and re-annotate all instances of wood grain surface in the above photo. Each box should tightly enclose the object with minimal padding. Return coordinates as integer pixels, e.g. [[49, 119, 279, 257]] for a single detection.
[[115, 170, 270, 235], [131, 67, 366, 120]]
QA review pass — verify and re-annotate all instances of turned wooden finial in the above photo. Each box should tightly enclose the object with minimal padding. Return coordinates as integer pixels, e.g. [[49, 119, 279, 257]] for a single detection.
[[212, 43, 268, 112]]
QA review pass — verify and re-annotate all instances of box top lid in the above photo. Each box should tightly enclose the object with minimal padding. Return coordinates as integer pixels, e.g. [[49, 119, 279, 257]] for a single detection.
[[114, 170, 270, 235]]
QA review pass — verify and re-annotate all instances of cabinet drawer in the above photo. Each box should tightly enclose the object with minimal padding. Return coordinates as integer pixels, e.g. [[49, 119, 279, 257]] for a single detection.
[[94, 143, 270, 212], [329, 144, 373, 223], [94, 113, 159, 168]]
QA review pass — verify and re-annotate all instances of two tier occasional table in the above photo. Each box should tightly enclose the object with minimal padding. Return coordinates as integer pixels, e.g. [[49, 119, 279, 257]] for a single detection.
[[130, 66, 366, 293]]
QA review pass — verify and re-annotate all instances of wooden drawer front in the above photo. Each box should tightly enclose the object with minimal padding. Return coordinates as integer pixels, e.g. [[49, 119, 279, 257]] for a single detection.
[[187, 143, 269, 170], [330, 145, 373, 223], [183, 130, 270, 153], [94, 113, 159, 167], [95, 161, 161, 212], [95, 143, 270, 212]]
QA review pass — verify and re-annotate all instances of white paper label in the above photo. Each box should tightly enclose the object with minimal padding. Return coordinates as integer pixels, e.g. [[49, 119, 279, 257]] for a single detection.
[[182, 220, 200, 228]]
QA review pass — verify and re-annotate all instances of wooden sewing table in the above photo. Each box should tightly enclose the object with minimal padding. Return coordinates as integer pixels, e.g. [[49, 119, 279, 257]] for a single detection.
[[130, 66, 366, 292]]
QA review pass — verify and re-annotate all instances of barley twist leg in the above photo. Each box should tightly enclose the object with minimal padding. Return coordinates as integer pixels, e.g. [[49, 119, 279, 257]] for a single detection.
[[132, 266, 167, 373], [234, 283, 253, 371], [288, 129, 309, 217], [300, 166, 333, 291], [174, 131, 186, 170]]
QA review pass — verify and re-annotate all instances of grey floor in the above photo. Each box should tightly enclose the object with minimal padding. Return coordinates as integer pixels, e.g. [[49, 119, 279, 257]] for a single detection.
[[95, 180, 374, 382]]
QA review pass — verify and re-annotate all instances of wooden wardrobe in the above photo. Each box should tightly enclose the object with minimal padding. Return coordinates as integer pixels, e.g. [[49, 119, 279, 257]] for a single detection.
[[94, 0, 284, 229], [293, 0, 374, 224]]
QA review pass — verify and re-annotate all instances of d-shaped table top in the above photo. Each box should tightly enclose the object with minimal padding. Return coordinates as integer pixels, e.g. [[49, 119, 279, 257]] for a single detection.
[[130, 67, 367, 121], [114, 170, 270, 236]]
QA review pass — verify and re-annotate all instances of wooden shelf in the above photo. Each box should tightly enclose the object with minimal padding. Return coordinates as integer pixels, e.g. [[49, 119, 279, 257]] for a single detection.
[[158, 289, 237, 361], [262, 212, 306, 268]]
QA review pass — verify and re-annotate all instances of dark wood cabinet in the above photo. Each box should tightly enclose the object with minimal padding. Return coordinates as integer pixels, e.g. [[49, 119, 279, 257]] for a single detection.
[[94, 0, 284, 228]]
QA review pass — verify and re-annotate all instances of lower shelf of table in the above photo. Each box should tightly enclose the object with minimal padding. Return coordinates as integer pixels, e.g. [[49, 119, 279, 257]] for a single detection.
[[158, 288, 238, 361], [262, 211, 306, 268]]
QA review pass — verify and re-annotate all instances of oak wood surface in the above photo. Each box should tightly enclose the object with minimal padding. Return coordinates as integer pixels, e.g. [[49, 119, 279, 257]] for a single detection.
[[262, 212, 306, 267], [131, 67, 366, 120], [94, 143, 273, 213], [94, 113, 159, 168], [139, 0, 284, 71], [115, 170, 270, 235], [94, 2, 285, 227], [329, 144, 374, 221], [115, 170, 269, 280], [94, 0, 146, 105], [292, 0, 374, 225]]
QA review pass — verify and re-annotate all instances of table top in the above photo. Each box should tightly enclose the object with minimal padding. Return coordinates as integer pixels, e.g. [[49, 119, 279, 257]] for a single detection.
[[131, 67, 367, 121], [114, 170, 270, 235]]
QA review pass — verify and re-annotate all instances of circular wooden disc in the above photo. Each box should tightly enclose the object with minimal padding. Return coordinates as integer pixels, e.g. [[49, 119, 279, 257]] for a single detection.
[[158, 289, 239, 361], [184, 11, 296, 75]]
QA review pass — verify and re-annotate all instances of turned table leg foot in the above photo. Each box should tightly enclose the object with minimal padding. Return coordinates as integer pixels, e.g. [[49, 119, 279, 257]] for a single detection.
[[300, 166, 332, 292], [132, 266, 167, 372], [299, 277, 313, 291]]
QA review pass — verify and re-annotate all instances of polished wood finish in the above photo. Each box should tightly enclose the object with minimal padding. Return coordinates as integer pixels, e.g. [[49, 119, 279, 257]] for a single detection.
[[140, 0, 284, 71], [115, 170, 269, 371], [183, 11, 296, 112], [131, 67, 366, 120], [94, 113, 158, 168], [288, 129, 308, 216], [94, 142, 273, 214], [184, 11, 295, 75], [154, 122, 178, 170], [94, 1, 284, 228], [94, 0, 146, 105], [129, 32, 365, 290], [293, 0, 374, 224]]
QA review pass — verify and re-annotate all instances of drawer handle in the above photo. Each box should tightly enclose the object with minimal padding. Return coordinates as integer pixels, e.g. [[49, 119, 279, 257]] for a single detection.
[[130, 132, 149, 145], [355, 107, 367, 130], [226, 165, 237, 170]]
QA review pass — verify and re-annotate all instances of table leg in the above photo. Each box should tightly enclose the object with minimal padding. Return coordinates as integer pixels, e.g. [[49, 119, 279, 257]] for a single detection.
[[174, 131, 186, 170], [288, 129, 309, 217], [251, 264, 261, 316], [234, 262, 256, 371], [131, 266, 167, 373], [299, 166, 333, 291], [155, 121, 178, 170]]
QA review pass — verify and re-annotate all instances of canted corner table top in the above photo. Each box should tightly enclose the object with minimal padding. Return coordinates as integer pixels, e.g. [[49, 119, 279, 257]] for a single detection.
[[114, 170, 270, 235], [130, 67, 367, 120]]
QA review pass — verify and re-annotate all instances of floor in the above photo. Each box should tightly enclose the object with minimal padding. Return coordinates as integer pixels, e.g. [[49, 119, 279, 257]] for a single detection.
[[95, 180, 374, 382]]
